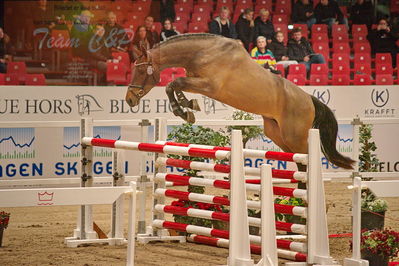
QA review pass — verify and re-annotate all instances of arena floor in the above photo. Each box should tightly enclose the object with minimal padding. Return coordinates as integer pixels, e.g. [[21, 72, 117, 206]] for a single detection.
[[1, 181, 398, 266]]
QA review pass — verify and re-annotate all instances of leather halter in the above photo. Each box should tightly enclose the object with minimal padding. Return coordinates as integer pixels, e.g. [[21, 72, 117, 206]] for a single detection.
[[128, 54, 157, 98]]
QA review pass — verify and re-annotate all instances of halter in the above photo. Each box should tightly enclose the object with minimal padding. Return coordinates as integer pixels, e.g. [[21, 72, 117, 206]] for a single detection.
[[128, 54, 157, 98]]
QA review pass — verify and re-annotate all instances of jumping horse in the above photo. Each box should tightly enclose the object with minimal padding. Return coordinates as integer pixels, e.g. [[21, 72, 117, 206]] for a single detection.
[[126, 33, 354, 169]]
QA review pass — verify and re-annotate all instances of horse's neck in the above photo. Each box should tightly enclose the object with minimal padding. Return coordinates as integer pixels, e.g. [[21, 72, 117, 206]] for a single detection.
[[152, 40, 207, 70]]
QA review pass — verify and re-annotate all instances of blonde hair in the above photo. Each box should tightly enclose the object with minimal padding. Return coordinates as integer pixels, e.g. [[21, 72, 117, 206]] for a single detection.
[[220, 6, 230, 13], [259, 8, 270, 16]]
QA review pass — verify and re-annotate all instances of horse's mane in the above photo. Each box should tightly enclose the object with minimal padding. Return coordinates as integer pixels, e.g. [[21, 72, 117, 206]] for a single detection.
[[152, 33, 222, 49]]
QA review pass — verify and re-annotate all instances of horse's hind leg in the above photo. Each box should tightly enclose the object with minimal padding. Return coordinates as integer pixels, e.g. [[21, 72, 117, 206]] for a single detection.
[[262, 117, 292, 153]]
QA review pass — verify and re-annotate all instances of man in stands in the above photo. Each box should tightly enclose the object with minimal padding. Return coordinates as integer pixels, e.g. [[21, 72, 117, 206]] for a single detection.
[[268, 31, 298, 69], [87, 24, 113, 73], [314, 0, 348, 30], [236, 8, 255, 51], [368, 18, 399, 67], [209, 7, 237, 39], [254, 9, 275, 44], [104, 12, 129, 51], [292, 0, 316, 30], [144, 16, 160, 44], [350, 0, 374, 29], [288, 28, 325, 72], [71, 10, 95, 59]]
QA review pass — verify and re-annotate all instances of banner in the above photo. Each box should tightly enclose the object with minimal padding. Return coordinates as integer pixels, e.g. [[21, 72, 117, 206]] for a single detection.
[[0, 85, 398, 179]]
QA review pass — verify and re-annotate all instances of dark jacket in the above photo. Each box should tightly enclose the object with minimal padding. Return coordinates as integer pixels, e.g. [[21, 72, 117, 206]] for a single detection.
[[292, 1, 315, 23], [268, 40, 288, 61], [160, 29, 179, 41], [367, 29, 398, 54], [236, 15, 255, 50], [254, 16, 275, 42], [160, 0, 176, 22], [314, 0, 344, 23], [350, 1, 373, 27], [209, 17, 237, 39], [104, 23, 128, 49], [287, 37, 314, 62], [88, 36, 112, 62], [147, 30, 160, 44]]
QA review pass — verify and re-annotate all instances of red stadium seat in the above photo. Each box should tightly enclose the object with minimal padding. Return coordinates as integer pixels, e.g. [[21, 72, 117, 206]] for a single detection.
[[25, 74, 46, 86], [0, 73, 4, 85], [173, 21, 188, 33], [287, 74, 307, 85], [274, 64, 285, 77], [312, 24, 328, 35], [113, 52, 131, 70], [275, 0, 291, 13], [312, 33, 329, 43], [173, 67, 186, 78], [310, 64, 328, 75], [175, 3, 194, 14], [274, 6, 290, 15], [354, 63, 372, 75], [4, 74, 19, 85], [375, 74, 394, 85], [332, 32, 349, 43], [152, 22, 162, 34], [7, 61, 27, 84], [236, 1, 253, 10], [198, 0, 213, 5], [390, 0, 399, 13], [354, 53, 371, 66], [188, 22, 208, 33], [352, 34, 368, 43], [312, 42, 329, 61], [332, 24, 347, 35], [352, 24, 368, 36], [332, 62, 350, 75], [331, 74, 350, 85], [193, 5, 213, 14], [375, 53, 392, 66], [353, 74, 372, 85], [288, 64, 306, 76], [332, 54, 350, 68], [353, 42, 371, 54], [175, 12, 191, 23], [158, 69, 174, 86], [375, 63, 393, 75], [333, 42, 350, 55], [191, 12, 211, 23], [177, 0, 194, 5], [293, 24, 308, 39], [309, 74, 329, 85], [255, 0, 273, 11], [272, 14, 288, 25], [107, 62, 128, 85]]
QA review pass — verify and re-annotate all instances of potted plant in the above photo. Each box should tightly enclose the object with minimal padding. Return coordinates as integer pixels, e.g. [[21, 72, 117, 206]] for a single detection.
[[358, 124, 388, 230], [0, 211, 10, 247], [275, 196, 306, 228], [360, 228, 399, 265], [225, 110, 263, 148], [361, 188, 388, 230]]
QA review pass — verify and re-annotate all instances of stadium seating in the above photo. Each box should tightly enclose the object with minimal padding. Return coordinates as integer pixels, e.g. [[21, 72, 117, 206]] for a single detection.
[[375, 53, 392, 66], [353, 42, 371, 54], [7, 62, 27, 84], [331, 74, 350, 85], [293, 24, 308, 39], [4, 74, 19, 85], [287, 74, 307, 85], [310, 64, 328, 75], [25, 74, 46, 86], [309, 74, 329, 85], [107, 62, 128, 85], [274, 64, 285, 77], [354, 63, 372, 75], [375, 74, 394, 85], [188, 22, 208, 33], [353, 74, 372, 85], [288, 64, 306, 77], [312, 24, 328, 35], [375, 63, 393, 75]]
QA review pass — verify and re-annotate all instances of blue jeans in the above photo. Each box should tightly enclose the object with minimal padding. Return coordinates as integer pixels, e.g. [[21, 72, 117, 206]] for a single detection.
[[307, 18, 317, 30], [300, 54, 326, 72]]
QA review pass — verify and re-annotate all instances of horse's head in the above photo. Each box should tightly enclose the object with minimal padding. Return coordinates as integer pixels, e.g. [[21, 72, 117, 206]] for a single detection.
[[126, 50, 160, 107]]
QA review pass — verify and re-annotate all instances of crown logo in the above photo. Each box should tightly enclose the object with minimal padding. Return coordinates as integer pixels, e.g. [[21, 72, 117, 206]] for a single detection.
[[38, 191, 54, 203]]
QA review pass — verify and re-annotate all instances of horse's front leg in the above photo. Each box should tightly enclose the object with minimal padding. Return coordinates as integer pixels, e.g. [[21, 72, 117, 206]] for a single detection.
[[175, 91, 201, 111], [166, 77, 212, 123]]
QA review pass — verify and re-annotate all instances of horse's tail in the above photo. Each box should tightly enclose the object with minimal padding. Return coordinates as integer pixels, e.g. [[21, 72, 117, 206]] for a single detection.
[[311, 95, 355, 169]]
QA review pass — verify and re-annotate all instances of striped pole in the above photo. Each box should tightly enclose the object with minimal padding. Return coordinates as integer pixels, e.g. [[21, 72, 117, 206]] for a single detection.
[[187, 235, 307, 262], [155, 204, 307, 234], [152, 219, 307, 253], [154, 174, 307, 200], [156, 157, 307, 182], [156, 141, 308, 165], [154, 188, 307, 218], [81, 137, 230, 160]]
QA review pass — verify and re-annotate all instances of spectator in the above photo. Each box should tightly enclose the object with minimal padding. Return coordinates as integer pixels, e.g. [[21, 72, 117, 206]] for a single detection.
[[0, 27, 12, 73], [129, 25, 154, 62], [254, 9, 275, 44], [350, 0, 374, 29], [292, 0, 316, 30], [160, 18, 180, 41], [251, 36, 276, 66], [268, 31, 298, 69], [314, 0, 348, 30], [104, 12, 129, 51], [160, 0, 175, 23], [367, 19, 398, 67], [86, 24, 113, 73], [209, 7, 237, 39], [71, 10, 95, 58], [288, 28, 326, 72], [236, 8, 255, 51], [144, 16, 160, 44]]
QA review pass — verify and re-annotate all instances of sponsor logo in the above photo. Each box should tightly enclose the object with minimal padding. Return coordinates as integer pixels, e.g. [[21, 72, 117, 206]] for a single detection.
[[312, 89, 331, 105], [371, 89, 389, 107], [76, 94, 103, 115], [365, 88, 395, 117]]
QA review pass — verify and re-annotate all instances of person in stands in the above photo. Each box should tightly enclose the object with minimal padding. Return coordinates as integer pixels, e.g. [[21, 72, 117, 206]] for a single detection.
[[367, 18, 399, 67], [160, 18, 180, 41], [288, 28, 326, 72], [144, 16, 160, 44], [104, 12, 128, 51], [292, 0, 316, 30], [254, 9, 275, 44], [209, 6, 237, 39], [251, 36, 276, 66], [129, 25, 155, 62], [350, 0, 374, 29], [268, 31, 298, 69], [314, 0, 348, 30], [236, 8, 255, 51]]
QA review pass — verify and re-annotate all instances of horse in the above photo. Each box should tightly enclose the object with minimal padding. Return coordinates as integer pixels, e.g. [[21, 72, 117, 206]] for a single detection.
[[125, 33, 355, 170]]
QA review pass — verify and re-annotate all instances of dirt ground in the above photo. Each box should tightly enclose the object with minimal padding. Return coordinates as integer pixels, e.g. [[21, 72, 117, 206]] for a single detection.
[[1, 181, 398, 266]]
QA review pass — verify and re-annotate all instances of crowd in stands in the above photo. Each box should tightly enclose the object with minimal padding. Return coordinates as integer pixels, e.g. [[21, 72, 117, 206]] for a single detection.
[[0, 0, 399, 86]]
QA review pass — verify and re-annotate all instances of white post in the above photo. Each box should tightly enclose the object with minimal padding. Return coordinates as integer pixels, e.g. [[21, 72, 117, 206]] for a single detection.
[[351, 117, 362, 173], [307, 129, 333, 264], [343, 177, 369, 266], [127, 181, 138, 266], [112, 150, 125, 240], [228, 130, 254, 266], [256, 164, 277, 266], [138, 119, 151, 235]]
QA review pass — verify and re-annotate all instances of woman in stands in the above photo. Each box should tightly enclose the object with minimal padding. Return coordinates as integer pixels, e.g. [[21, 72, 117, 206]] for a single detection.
[[160, 18, 180, 42], [129, 25, 154, 62], [268, 31, 298, 69], [250, 36, 281, 74]]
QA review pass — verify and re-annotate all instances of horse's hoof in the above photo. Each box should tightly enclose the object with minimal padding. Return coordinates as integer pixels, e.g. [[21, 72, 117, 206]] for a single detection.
[[185, 111, 196, 124], [189, 99, 201, 111]]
